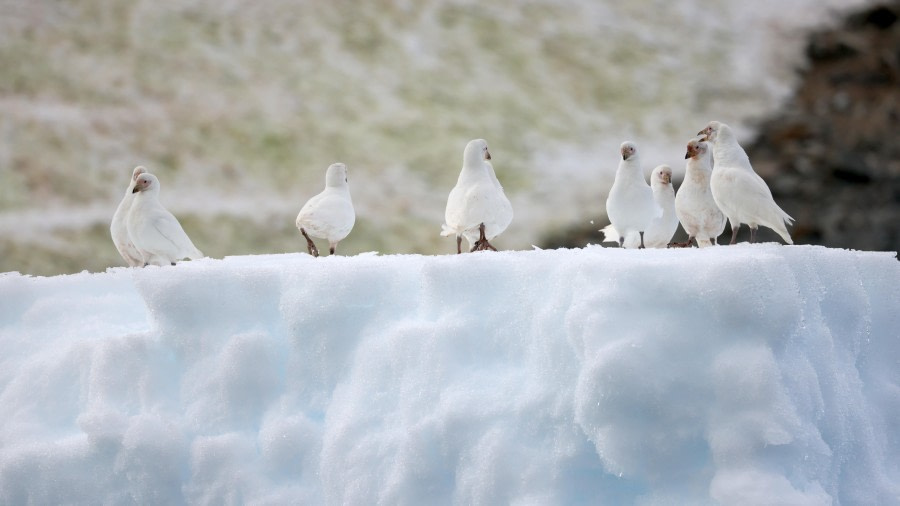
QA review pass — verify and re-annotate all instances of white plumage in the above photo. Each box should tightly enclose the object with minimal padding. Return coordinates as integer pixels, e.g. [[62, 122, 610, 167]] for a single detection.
[[675, 139, 726, 247], [604, 141, 659, 249], [126, 173, 203, 266], [644, 165, 679, 248], [700, 121, 793, 245], [110, 166, 147, 266], [441, 139, 513, 253], [602, 164, 677, 248], [295, 163, 355, 257]]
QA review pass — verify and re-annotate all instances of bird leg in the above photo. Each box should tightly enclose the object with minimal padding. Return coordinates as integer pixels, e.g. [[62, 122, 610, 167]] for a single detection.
[[618, 237, 625, 248], [456, 235, 462, 254], [329, 241, 337, 256], [300, 228, 319, 257], [470, 223, 497, 252], [639, 231, 646, 249], [750, 227, 758, 243], [729, 224, 740, 245]]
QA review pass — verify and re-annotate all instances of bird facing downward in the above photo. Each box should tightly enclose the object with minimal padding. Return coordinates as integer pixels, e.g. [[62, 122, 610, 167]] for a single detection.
[[442, 139, 513, 253], [126, 173, 203, 266], [699, 121, 793, 245], [110, 165, 148, 267], [295, 162, 356, 257], [674, 139, 726, 247], [604, 141, 659, 249]]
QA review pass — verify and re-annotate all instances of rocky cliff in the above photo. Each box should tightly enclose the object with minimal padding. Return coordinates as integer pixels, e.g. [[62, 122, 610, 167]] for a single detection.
[[747, 2, 899, 252]]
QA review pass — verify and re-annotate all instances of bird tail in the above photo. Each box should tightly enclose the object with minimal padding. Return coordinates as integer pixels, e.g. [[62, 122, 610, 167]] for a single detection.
[[440, 224, 457, 237], [188, 246, 204, 259], [599, 224, 620, 244], [771, 204, 795, 245]]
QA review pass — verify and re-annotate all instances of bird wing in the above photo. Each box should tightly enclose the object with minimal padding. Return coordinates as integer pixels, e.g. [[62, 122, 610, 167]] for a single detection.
[[718, 168, 792, 226], [297, 193, 355, 240], [444, 180, 491, 234], [148, 211, 201, 258]]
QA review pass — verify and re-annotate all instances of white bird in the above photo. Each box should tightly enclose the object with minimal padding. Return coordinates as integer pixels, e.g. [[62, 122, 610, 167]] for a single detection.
[[441, 139, 513, 253], [110, 166, 147, 266], [674, 139, 726, 247], [295, 162, 355, 257], [601, 165, 677, 248], [126, 173, 203, 266], [645, 165, 679, 248], [604, 141, 659, 249], [699, 121, 793, 244]]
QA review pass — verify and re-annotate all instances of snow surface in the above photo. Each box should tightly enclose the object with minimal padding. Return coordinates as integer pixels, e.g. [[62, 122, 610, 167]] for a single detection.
[[1, 245, 898, 505]]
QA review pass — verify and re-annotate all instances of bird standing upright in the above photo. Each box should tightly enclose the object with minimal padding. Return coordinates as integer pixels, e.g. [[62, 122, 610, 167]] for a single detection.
[[604, 141, 659, 249], [110, 165, 147, 266], [674, 139, 726, 247], [126, 173, 203, 266], [643, 165, 679, 248], [295, 163, 356, 257], [441, 139, 513, 253], [699, 121, 793, 245]]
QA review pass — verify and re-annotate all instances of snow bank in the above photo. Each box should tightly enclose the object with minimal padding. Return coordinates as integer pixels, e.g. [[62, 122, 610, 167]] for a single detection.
[[1, 245, 898, 504]]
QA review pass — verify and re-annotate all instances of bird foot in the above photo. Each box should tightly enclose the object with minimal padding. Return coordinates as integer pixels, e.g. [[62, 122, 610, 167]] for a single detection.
[[469, 223, 498, 252], [667, 240, 694, 248], [470, 239, 497, 252]]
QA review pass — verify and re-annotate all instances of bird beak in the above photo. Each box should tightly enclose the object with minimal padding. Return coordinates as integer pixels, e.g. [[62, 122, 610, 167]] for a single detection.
[[664, 173, 672, 184], [132, 186, 140, 193], [485, 149, 492, 161], [622, 153, 630, 161], [684, 150, 691, 159]]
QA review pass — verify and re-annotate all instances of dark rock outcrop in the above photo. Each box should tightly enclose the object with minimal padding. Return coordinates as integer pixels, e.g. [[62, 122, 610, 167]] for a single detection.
[[747, 1, 900, 252]]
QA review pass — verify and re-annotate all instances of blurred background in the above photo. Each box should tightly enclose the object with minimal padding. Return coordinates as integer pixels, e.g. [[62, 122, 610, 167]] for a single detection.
[[0, 0, 896, 276]]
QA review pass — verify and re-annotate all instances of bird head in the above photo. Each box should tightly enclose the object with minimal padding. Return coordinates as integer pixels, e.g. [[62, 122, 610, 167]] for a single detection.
[[684, 138, 708, 159], [620, 141, 637, 161], [325, 163, 349, 187], [464, 139, 491, 166], [697, 121, 721, 143], [132, 166, 148, 181], [653, 165, 672, 186], [132, 173, 158, 193]]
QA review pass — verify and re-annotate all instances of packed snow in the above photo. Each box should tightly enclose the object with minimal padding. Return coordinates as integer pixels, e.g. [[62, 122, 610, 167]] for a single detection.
[[1, 245, 898, 504]]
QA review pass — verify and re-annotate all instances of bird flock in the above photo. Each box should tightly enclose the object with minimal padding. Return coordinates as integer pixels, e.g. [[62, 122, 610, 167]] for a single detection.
[[110, 121, 793, 267], [603, 120, 792, 249]]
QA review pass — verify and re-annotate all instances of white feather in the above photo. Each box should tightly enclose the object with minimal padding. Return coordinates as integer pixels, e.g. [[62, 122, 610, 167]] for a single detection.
[[675, 140, 726, 246], [605, 141, 659, 248], [442, 139, 513, 249], [126, 173, 203, 266], [110, 166, 147, 266], [706, 121, 793, 244], [296, 163, 356, 251]]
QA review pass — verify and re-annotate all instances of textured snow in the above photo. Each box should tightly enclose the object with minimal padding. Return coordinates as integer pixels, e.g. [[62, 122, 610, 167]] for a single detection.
[[1, 245, 898, 504]]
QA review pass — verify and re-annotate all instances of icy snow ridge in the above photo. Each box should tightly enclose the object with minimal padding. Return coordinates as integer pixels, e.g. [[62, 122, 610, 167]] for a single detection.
[[0, 245, 898, 504]]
